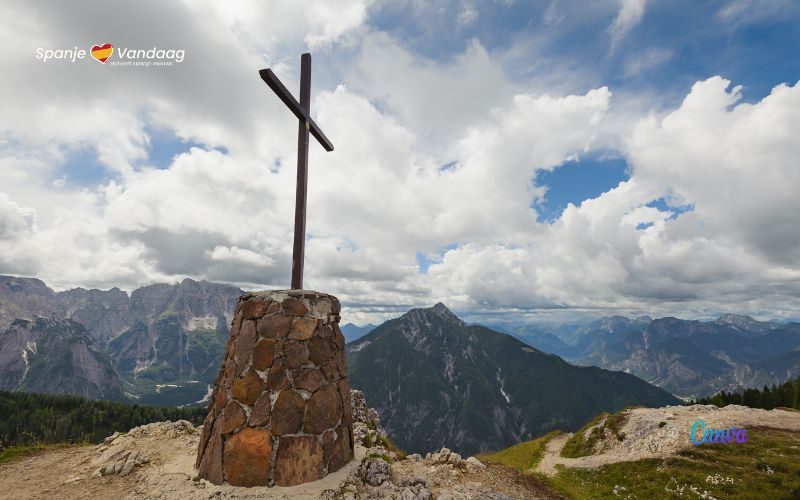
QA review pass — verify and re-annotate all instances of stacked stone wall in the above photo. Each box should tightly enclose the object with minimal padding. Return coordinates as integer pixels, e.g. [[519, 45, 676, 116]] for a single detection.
[[195, 290, 353, 487]]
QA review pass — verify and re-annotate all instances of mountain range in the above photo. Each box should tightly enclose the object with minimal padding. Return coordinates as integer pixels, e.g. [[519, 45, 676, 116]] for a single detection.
[[0, 275, 241, 403], [509, 314, 800, 398], [345, 303, 680, 455], [340, 322, 376, 343], [2, 272, 798, 429]]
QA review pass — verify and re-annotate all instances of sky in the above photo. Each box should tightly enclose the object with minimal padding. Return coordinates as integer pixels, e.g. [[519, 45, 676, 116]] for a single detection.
[[0, 0, 799, 325]]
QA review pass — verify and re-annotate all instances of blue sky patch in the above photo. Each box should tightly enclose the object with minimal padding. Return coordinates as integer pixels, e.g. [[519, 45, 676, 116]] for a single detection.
[[647, 197, 694, 220], [57, 147, 112, 187], [534, 157, 630, 222], [144, 126, 206, 170], [416, 242, 461, 274]]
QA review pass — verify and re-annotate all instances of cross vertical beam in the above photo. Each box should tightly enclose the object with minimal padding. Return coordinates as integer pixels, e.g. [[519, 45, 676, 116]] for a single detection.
[[291, 53, 311, 290], [259, 53, 333, 291]]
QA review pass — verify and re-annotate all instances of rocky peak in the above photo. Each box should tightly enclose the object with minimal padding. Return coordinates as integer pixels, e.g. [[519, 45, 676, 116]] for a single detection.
[[716, 313, 757, 326], [714, 313, 773, 335], [427, 302, 465, 325]]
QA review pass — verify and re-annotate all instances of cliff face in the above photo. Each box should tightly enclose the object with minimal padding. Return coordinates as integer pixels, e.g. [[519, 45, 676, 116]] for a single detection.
[[0, 317, 125, 400], [0, 276, 61, 330], [0, 275, 243, 403]]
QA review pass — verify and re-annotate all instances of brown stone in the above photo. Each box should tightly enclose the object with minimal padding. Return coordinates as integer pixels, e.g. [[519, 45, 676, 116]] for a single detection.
[[231, 369, 264, 406], [283, 341, 308, 369], [282, 297, 309, 316], [252, 338, 279, 371], [196, 411, 215, 468], [274, 435, 323, 486], [271, 390, 305, 435], [322, 429, 335, 467], [220, 355, 237, 390], [197, 417, 224, 484], [308, 335, 336, 365], [337, 378, 353, 433], [335, 353, 347, 378], [329, 426, 352, 473], [234, 320, 258, 376], [240, 299, 272, 320], [223, 427, 272, 487], [257, 313, 293, 338], [221, 401, 247, 435], [318, 323, 334, 338], [321, 361, 340, 382], [249, 392, 272, 427], [212, 385, 228, 413], [293, 368, 326, 393], [288, 317, 318, 340], [331, 298, 341, 314], [332, 324, 345, 350], [229, 311, 243, 341], [304, 383, 342, 434], [313, 299, 332, 317], [267, 358, 290, 391]]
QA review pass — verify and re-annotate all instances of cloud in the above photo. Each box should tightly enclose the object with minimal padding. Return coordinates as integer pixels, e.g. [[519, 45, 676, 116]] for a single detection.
[[1, 1, 799, 324], [425, 77, 800, 322], [716, 0, 799, 27], [628, 77, 800, 266], [623, 47, 673, 78], [458, 2, 480, 26], [608, 0, 646, 54]]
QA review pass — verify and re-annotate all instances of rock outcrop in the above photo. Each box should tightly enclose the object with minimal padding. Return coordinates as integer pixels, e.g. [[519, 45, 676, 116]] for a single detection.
[[195, 290, 353, 487]]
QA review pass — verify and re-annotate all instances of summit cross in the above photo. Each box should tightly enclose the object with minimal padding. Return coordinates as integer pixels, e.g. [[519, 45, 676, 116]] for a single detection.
[[259, 53, 334, 290]]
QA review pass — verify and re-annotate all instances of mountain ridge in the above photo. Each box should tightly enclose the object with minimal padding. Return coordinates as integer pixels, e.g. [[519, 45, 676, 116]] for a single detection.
[[346, 303, 680, 455]]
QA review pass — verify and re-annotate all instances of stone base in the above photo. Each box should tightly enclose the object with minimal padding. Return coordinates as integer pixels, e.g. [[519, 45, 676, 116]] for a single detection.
[[195, 290, 354, 487]]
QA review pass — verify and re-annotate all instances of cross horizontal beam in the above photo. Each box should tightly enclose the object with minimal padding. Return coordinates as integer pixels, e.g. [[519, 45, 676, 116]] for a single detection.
[[259, 68, 334, 152]]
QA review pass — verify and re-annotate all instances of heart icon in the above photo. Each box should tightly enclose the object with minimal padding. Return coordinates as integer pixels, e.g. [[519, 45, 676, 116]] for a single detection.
[[91, 43, 113, 63]]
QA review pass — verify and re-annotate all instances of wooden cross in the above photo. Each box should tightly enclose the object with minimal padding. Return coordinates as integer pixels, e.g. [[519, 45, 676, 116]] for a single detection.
[[259, 53, 334, 290]]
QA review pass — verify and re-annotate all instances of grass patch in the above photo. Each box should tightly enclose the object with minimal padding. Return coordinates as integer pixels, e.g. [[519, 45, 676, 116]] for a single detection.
[[560, 411, 629, 458], [0, 442, 82, 464], [376, 433, 407, 460], [546, 427, 800, 499], [479, 431, 562, 472]]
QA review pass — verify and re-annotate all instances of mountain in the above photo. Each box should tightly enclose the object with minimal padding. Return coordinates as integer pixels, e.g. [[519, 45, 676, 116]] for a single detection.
[[345, 303, 680, 456], [340, 322, 376, 343], [555, 315, 800, 399], [0, 276, 61, 329], [0, 275, 243, 405], [0, 317, 125, 400], [507, 326, 572, 358]]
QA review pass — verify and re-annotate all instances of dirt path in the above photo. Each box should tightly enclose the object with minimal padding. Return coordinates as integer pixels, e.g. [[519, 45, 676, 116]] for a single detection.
[[0, 445, 137, 500], [535, 405, 800, 476], [0, 421, 562, 499]]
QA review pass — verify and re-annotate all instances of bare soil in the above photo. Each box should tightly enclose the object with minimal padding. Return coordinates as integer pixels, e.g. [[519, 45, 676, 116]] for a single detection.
[[0, 421, 562, 499]]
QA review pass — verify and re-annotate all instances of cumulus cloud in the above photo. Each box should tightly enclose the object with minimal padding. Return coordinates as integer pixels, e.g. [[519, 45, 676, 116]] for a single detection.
[[0, 1, 798, 324], [430, 77, 800, 321]]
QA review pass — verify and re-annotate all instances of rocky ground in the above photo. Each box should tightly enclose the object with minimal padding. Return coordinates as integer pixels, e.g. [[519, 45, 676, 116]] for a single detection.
[[0, 390, 561, 499], [536, 404, 800, 475]]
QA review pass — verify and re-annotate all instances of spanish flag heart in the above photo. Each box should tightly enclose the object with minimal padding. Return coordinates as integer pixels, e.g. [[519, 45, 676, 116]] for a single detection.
[[91, 43, 113, 63]]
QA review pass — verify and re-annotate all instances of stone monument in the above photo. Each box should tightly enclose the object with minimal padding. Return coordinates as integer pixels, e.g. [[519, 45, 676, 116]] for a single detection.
[[195, 52, 349, 487], [195, 290, 353, 486]]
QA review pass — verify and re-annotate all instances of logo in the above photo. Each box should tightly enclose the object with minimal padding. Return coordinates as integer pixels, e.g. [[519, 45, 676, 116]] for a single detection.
[[90, 43, 113, 63], [35, 42, 184, 67], [690, 419, 747, 445]]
